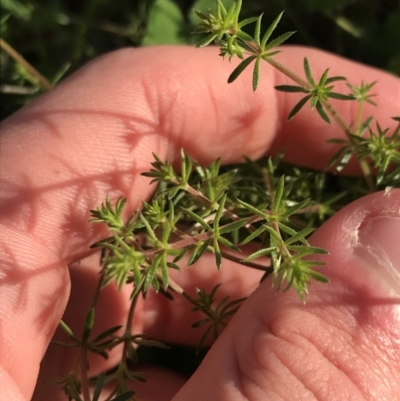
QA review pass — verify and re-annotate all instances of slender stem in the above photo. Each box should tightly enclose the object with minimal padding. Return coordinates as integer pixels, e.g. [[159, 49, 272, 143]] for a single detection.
[[91, 273, 105, 308], [0, 38, 53, 91], [220, 250, 270, 270], [80, 348, 91, 401], [125, 293, 138, 334], [266, 56, 311, 89]]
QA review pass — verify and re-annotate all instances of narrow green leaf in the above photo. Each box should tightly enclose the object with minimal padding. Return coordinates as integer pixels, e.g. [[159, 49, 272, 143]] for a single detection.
[[358, 116, 374, 135], [228, 56, 257, 84], [264, 31, 296, 51], [59, 320, 75, 339], [316, 101, 331, 123], [324, 190, 348, 206], [311, 96, 318, 108], [303, 58, 315, 85], [335, 148, 353, 172], [235, 30, 254, 42], [287, 245, 328, 255], [254, 14, 263, 46], [287, 95, 312, 120], [161, 254, 169, 288], [318, 68, 330, 86], [263, 225, 283, 242], [233, 0, 243, 24], [263, 50, 281, 57], [131, 276, 146, 299], [192, 318, 211, 328], [238, 16, 259, 28], [240, 224, 268, 246], [244, 246, 275, 262], [167, 261, 180, 270], [188, 239, 212, 266], [93, 325, 122, 343], [210, 282, 221, 299], [181, 207, 212, 230], [214, 193, 227, 230], [327, 138, 348, 144], [325, 76, 347, 84], [281, 198, 311, 218], [193, 9, 208, 20], [214, 237, 222, 270], [151, 274, 160, 293], [272, 176, 285, 214], [92, 373, 106, 401], [225, 0, 238, 21], [83, 308, 95, 342], [218, 235, 240, 250], [275, 85, 309, 93], [308, 270, 329, 283], [140, 214, 159, 242], [278, 222, 302, 237], [219, 218, 248, 234], [196, 33, 217, 47], [328, 92, 356, 101], [216, 0, 228, 18], [253, 57, 261, 91], [326, 146, 347, 169], [144, 254, 161, 291], [181, 149, 187, 182], [236, 198, 269, 219], [195, 324, 214, 353], [284, 227, 314, 245], [270, 248, 281, 272], [219, 297, 246, 314], [260, 11, 284, 48]]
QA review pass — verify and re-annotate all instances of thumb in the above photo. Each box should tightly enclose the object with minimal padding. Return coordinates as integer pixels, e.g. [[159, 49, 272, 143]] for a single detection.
[[172, 189, 400, 401]]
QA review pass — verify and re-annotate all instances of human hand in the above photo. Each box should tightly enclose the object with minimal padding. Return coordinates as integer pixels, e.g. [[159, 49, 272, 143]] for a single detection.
[[0, 46, 399, 401]]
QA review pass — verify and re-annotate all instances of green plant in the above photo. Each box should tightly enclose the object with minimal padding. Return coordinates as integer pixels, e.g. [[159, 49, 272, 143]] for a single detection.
[[53, 1, 400, 399], [2, 0, 399, 400]]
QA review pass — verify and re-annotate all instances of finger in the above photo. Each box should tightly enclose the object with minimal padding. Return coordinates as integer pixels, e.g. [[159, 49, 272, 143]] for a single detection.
[[1, 46, 398, 262], [0, 45, 398, 399], [171, 189, 400, 401]]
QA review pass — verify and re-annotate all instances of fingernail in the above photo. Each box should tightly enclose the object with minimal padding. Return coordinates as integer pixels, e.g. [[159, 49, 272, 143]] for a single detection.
[[358, 215, 400, 292]]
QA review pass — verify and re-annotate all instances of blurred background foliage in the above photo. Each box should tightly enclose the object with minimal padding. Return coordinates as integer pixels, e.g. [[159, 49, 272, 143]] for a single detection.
[[1, 0, 399, 121]]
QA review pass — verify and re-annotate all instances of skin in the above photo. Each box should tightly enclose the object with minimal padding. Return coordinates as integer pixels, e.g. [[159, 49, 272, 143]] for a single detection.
[[0, 45, 399, 401]]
